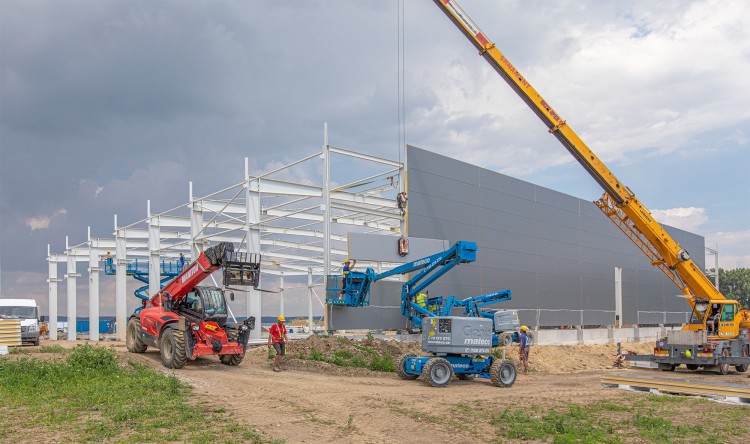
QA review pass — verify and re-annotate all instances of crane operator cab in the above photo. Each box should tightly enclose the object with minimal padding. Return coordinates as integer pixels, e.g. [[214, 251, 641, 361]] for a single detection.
[[690, 300, 740, 338]]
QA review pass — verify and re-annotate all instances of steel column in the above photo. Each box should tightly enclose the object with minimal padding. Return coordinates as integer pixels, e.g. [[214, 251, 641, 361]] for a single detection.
[[308, 268, 314, 333], [115, 216, 127, 341], [322, 123, 331, 330], [88, 228, 100, 342], [47, 246, 58, 341], [66, 239, 77, 341], [245, 159, 262, 340], [147, 201, 160, 299]]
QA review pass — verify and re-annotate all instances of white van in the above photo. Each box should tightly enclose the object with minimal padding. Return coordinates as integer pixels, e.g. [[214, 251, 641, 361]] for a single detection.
[[0, 299, 40, 346]]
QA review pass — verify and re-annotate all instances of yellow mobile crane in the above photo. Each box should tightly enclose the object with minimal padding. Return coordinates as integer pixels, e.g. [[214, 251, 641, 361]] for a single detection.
[[433, 0, 749, 374]]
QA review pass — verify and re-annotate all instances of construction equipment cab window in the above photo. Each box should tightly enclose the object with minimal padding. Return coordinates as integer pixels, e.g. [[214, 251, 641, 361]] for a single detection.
[[185, 291, 203, 313], [201, 288, 227, 316]]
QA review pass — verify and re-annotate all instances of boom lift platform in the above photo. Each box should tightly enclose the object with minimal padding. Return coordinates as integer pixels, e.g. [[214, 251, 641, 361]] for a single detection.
[[125, 242, 261, 369], [104, 258, 183, 306], [432, 0, 749, 374]]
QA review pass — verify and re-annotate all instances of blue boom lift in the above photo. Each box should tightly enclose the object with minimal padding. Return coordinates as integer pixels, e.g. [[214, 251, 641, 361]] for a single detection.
[[325, 240, 518, 387], [326, 240, 522, 345]]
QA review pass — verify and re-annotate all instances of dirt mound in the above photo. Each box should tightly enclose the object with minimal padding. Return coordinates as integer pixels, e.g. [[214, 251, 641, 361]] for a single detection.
[[249, 336, 656, 376], [503, 341, 656, 374], [288, 335, 422, 360]]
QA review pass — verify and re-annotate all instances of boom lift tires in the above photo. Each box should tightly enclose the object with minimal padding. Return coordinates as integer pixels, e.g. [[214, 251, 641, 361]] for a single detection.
[[686, 364, 699, 370], [490, 360, 517, 388], [457, 373, 476, 380], [397, 354, 419, 380], [659, 363, 676, 372], [126, 318, 147, 353], [160, 328, 187, 369], [423, 357, 454, 388]]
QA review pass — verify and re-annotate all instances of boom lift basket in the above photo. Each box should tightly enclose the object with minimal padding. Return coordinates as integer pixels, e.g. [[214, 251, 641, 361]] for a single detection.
[[325, 272, 369, 307], [222, 252, 261, 288]]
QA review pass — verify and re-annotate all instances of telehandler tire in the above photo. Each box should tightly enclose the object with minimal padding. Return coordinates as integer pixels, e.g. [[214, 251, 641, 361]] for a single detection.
[[423, 357, 453, 387], [126, 317, 147, 353], [490, 359, 517, 387], [220, 328, 244, 366], [397, 354, 419, 380], [160, 328, 187, 369]]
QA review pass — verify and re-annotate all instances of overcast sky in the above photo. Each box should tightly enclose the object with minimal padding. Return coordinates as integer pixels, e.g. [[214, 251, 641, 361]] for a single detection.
[[1, 0, 748, 318]]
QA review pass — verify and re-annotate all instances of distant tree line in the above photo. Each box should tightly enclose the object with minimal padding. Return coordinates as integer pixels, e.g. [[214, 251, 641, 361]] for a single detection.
[[706, 268, 750, 309]]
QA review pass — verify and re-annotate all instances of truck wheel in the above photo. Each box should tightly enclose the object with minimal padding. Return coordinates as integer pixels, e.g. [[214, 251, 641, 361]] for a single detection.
[[686, 364, 699, 370], [160, 328, 187, 369], [735, 346, 748, 373], [490, 359, 517, 387], [717, 349, 729, 375], [126, 318, 147, 353], [33, 337, 40, 347], [423, 358, 453, 387], [397, 354, 419, 380], [658, 363, 676, 372], [457, 373, 476, 380]]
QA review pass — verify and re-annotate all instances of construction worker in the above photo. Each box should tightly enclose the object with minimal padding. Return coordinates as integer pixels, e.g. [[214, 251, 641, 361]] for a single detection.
[[179, 252, 186, 271], [415, 291, 427, 311], [267, 315, 288, 372], [39, 320, 49, 339], [341, 259, 357, 294], [342, 259, 357, 275], [519, 325, 531, 374]]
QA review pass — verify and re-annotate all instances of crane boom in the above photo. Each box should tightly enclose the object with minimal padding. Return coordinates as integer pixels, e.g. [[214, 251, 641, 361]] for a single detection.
[[432, 0, 724, 309]]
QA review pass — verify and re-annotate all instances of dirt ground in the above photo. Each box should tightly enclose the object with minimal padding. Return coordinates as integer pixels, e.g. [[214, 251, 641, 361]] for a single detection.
[[23, 337, 750, 443]]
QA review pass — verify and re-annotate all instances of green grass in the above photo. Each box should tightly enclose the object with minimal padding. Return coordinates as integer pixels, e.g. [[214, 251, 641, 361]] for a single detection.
[[299, 344, 395, 372], [0, 344, 282, 443], [486, 397, 747, 444], [38, 344, 66, 354]]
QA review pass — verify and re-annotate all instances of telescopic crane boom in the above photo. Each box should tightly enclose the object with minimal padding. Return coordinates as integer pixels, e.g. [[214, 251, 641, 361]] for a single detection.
[[432, 0, 749, 338]]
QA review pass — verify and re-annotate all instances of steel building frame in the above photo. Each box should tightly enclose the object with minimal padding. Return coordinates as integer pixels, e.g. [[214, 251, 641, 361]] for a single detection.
[[47, 125, 405, 341]]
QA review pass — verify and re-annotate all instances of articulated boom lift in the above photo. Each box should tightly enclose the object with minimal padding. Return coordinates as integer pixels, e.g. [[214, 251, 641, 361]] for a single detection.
[[327, 240, 517, 336], [433, 0, 749, 373], [327, 241, 520, 387], [126, 242, 261, 369]]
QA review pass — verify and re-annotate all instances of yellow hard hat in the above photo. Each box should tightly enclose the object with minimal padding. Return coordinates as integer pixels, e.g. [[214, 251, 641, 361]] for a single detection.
[[277, 315, 285, 322], [107, 250, 111, 253], [344, 259, 351, 263], [520, 325, 529, 332]]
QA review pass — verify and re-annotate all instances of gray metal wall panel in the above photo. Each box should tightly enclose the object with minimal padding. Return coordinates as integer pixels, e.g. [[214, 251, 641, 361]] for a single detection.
[[535, 205, 581, 230], [479, 167, 535, 199], [534, 187, 581, 212], [347, 233, 449, 263], [408, 146, 479, 186], [330, 147, 705, 330], [479, 188, 537, 215]]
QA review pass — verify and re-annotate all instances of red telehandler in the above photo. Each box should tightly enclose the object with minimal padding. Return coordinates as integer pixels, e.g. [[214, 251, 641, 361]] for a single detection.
[[126, 242, 261, 369]]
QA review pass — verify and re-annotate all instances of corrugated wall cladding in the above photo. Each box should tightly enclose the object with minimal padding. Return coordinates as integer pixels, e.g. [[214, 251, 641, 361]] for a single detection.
[[406, 145, 704, 328]]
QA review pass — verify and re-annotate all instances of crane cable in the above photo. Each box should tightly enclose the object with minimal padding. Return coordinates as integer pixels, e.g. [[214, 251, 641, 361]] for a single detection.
[[397, 0, 405, 168]]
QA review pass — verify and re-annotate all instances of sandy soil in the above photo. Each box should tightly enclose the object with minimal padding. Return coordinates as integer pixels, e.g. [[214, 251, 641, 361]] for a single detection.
[[21, 337, 750, 443]]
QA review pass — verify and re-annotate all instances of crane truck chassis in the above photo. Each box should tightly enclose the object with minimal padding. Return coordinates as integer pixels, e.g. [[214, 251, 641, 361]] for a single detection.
[[432, 0, 750, 374], [126, 242, 261, 369]]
